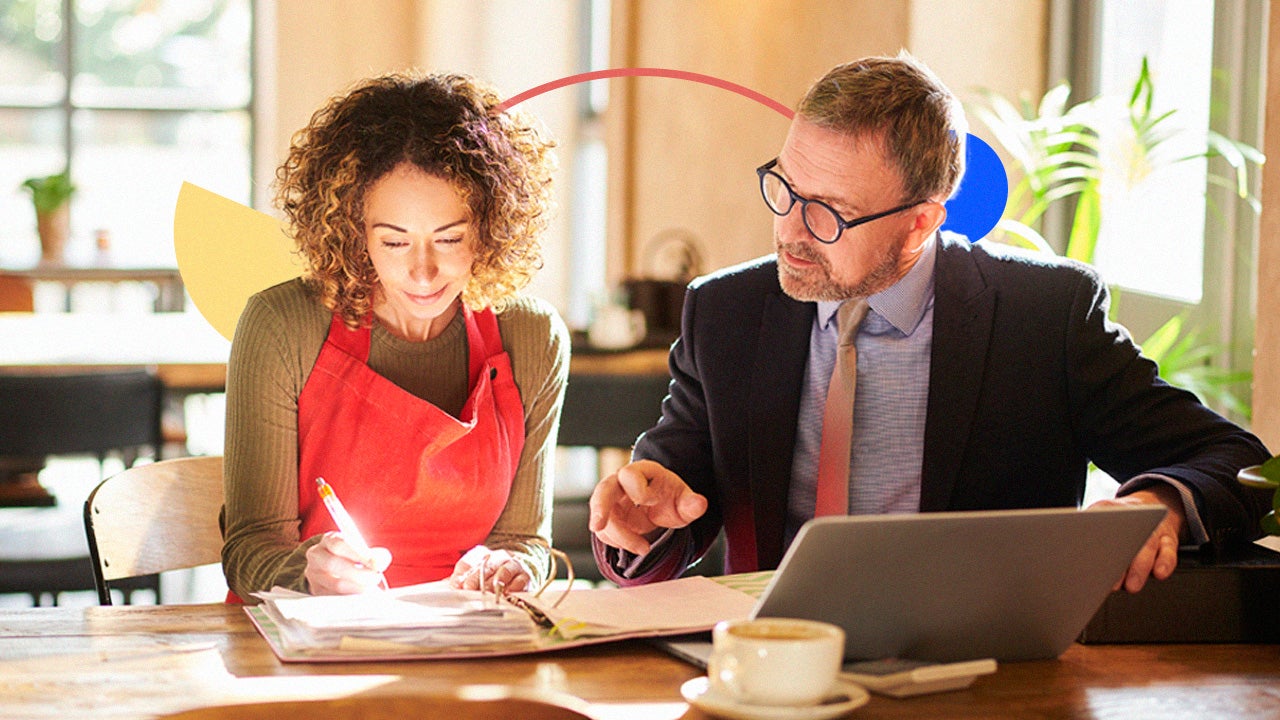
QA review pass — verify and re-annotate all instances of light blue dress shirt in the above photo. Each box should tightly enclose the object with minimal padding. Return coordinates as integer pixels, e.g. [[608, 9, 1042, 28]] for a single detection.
[[783, 234, 1207, 549], [785, 238, 937, 544]]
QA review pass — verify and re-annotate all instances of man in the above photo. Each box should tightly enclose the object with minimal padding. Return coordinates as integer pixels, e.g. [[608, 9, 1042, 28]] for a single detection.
[[588, 53, 1271, 592]]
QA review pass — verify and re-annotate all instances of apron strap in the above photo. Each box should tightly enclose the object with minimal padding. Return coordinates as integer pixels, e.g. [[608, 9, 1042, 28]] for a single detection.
[[463, 306, 504, 388], [324, 314, 372, 360]]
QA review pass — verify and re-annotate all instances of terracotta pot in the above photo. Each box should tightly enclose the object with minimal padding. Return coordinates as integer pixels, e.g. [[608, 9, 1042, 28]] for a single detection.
[[36, 204, 69, 263]]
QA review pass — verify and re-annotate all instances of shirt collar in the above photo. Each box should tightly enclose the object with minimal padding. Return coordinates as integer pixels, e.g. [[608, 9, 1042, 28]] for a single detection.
[[816, 234, 937, 336]]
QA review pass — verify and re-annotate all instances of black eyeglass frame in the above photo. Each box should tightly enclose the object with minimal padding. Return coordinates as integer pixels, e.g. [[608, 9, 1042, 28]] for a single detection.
[[756, 158, 925, 244]]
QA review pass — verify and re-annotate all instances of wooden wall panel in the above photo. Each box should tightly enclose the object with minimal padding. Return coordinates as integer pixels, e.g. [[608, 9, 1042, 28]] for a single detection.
[[607, 1, 911, 280], [606, 0, 1048, 280], [270, 1, 419, 173], [1253, 0, 1280, 451]]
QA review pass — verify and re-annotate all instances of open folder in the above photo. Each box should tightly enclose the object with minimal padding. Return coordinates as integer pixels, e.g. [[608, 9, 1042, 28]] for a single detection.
[[245, 574, 767, 663]]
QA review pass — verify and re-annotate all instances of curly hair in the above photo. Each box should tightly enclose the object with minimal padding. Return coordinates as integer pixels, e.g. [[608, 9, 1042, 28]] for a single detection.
[[275, 71, 557, 327]]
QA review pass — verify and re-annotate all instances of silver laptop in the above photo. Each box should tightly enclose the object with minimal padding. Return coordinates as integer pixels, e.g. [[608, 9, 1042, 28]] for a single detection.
[[654, 505, 1164, 664]]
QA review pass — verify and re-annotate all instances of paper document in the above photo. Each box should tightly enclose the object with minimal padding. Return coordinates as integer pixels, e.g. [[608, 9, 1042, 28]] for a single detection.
[[254, 582, 537, 653], [247, 574, 762, 662], [526, 576, 759, 638], [1255, 535, 1280, 554]]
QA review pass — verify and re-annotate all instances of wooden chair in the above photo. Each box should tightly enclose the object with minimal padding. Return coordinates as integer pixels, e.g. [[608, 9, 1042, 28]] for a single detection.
[[554, 372, 668, 582], [83, 455, 224, 605]]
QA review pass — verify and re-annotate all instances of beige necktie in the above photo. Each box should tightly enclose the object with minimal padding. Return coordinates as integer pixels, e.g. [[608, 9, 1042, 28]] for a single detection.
[[814, 299, 869, 516]]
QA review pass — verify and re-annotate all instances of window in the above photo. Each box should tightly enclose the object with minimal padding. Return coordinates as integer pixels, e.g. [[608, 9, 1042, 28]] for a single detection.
[[565, 0, 610, 330], [1053, 0, 1264, 423], [0, 0, 253, 266], [1090, 0, 1216, 304]]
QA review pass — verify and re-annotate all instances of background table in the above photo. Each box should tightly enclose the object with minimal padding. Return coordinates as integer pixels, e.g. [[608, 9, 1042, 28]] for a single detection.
[[1, 603, 1278, 719], [0, 312, 671, 392], [0, 262, 186, 313], [0, 311, 231, 391]]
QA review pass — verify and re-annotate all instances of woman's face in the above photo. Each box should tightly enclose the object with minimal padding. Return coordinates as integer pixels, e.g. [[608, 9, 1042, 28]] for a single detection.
[[364, 162, 476, 341]]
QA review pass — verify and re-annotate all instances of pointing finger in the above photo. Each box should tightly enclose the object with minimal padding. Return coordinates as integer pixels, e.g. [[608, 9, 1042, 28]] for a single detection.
[[588, 474, 626, 532], [615, 463, 657, 505]]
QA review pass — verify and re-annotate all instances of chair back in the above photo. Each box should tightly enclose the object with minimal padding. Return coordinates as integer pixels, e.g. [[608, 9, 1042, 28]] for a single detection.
[[557, 372, 670, 449], [83, 455, 224, 605], [0, 369, 163, 458], [554, 371, 672, 582], [0, 369, 165, 604], [555, 369, 726, 580]]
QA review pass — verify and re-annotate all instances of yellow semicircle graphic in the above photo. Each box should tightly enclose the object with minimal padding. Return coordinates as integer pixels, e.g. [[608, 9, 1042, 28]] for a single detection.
[[174, 182, 303, 341]]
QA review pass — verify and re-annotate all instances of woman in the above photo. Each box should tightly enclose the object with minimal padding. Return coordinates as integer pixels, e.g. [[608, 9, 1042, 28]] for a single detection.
[[221, 71, 567, 601]]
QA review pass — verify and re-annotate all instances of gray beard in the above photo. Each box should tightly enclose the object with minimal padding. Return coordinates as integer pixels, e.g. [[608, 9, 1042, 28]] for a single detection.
[[776, 234, 907, 301]]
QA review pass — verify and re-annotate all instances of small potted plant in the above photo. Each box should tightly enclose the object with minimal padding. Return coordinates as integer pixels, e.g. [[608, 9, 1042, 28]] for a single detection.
[[1238, 456, 1280, 536], [20, 169, 76, 263]]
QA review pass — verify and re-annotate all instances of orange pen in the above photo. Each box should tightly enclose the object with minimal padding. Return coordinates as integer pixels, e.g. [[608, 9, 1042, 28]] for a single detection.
[[315, 477, 389, 591]]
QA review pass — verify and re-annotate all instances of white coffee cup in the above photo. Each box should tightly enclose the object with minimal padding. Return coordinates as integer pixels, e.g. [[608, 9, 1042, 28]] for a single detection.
[[588, 303, 646, 350], [707, 618, 845, 707]]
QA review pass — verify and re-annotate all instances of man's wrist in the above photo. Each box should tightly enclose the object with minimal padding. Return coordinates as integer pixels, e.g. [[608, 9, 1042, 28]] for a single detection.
[[1117, 475, 1201, 545], [621, 528, 675, 578]]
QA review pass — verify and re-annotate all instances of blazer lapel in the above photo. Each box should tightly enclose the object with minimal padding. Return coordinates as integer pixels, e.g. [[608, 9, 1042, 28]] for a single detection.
[[921, 239, 996, 511], [748, 287, 814, 568]]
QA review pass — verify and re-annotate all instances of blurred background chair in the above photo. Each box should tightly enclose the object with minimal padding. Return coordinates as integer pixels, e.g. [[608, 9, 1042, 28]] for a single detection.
[[84, 455, 224, 605], [0, 369, 164, 605], [553, 370, 724, 584]]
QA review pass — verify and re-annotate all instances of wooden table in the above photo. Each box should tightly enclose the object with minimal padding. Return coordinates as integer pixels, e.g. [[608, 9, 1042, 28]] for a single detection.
[[0, 311, 231, 391], [0, 313, 671, 392], [0, 261, 186, 313], [1, 603, 1278, 719]]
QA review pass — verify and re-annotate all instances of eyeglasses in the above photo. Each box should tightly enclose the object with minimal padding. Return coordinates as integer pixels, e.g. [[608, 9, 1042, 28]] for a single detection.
[[756, 158, 924, 244]]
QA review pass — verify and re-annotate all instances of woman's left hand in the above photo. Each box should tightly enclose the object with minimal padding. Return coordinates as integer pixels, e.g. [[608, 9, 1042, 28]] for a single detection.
[[449, 545, 531, 593]]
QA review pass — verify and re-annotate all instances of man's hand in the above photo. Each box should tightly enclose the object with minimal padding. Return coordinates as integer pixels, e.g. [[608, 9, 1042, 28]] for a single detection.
[[1088, 484, 1186, 593], [588, 460, 708, 555]]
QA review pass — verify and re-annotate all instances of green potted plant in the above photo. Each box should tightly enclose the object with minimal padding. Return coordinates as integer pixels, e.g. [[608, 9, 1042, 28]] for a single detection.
[[1238, 457, 1280, 536], [969, 57, 1262, 416], [20, 169, 76, 263]]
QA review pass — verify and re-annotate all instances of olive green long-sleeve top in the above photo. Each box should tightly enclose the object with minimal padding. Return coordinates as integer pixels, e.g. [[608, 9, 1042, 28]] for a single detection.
[[221, 278, 569, 600]]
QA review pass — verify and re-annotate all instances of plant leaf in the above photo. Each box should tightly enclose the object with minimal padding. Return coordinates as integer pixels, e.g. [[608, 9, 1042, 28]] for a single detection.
[[1261, 455, 1280, 483], [992, 218, 1056, 254], [1261, 510, 1280, 536], [1038, 83, 1073, 118], [1140, 314, 1183, 363], [1064, 181, 1101, 263]]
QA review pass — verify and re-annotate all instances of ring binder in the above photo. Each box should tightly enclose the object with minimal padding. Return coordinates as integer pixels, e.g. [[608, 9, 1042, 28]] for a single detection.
[[245, 567, 762, 663]]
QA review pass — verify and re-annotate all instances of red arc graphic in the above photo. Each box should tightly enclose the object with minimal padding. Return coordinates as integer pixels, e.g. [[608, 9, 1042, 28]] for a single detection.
[[496, 67, 794, 118]]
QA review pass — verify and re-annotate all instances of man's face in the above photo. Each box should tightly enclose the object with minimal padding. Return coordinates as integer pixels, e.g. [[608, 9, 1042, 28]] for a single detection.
[[772, 117, 923, 302]]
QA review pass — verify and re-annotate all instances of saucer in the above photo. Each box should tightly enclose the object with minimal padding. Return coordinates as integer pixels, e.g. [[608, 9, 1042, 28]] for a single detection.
[[680, 676, 869, 720]]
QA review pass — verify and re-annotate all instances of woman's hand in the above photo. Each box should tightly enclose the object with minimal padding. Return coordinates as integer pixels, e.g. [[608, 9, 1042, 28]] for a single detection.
[[304, 531, 392, 595], [449, 545, 531, 594]]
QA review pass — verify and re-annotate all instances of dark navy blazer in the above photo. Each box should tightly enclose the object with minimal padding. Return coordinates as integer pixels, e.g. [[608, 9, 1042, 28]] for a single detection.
[[596, 234, 1271, 583]]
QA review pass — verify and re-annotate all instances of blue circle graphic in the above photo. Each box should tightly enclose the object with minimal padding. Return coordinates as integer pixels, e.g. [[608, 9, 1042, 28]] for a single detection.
[[941, 133, 1007, 242]]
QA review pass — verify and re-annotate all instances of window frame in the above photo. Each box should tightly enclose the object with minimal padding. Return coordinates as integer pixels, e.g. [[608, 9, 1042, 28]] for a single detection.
[[0, 0, 258, 265], [1048, 0, 1264, 421]]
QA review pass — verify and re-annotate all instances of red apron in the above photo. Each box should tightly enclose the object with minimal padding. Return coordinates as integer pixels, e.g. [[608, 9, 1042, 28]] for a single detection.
[[229, 306, 525, 601]]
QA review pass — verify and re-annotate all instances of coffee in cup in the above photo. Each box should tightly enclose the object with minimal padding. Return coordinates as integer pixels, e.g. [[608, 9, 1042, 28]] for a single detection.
[[707, 617, 845, 706]]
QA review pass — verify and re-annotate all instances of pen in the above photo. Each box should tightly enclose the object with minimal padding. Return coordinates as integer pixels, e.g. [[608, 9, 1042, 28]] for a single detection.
[[315, 477, 389, 591]]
